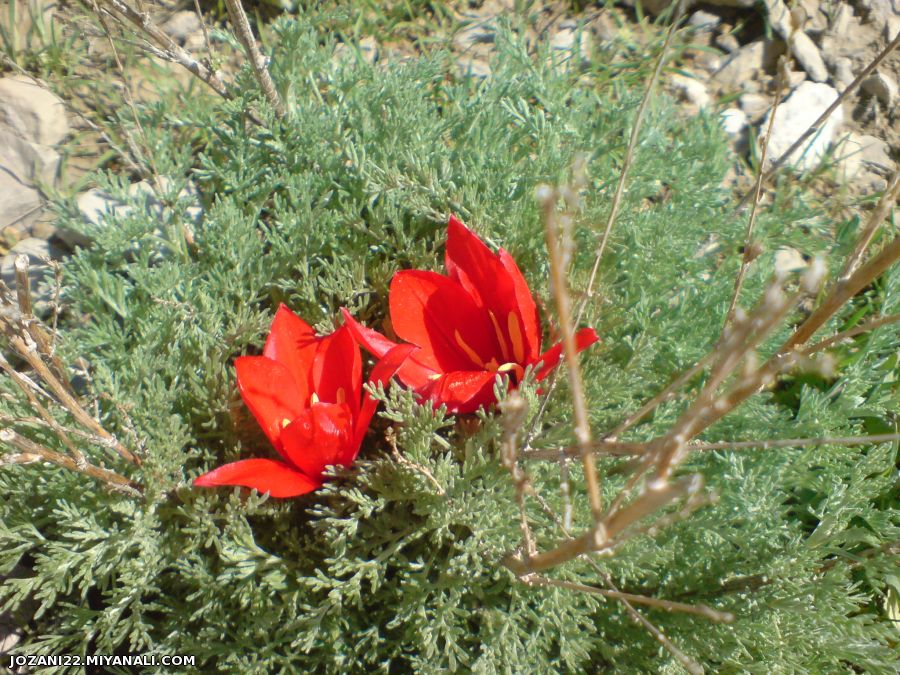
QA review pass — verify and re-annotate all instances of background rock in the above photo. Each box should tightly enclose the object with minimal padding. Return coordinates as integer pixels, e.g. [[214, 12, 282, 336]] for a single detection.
[[760, 81, 844, 172]]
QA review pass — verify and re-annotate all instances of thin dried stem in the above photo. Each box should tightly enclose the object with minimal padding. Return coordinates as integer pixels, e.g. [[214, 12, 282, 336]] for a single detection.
[[0, 428, 140, 496], [726, 56, 790, 325], [578, 0, 687, 326], [784, 238, 900, 352], [386, 428, 445, 496], [500, 392, 537, 558], [222, 0, 286, 119], [839, 168, 900, 283], [6, 333, 141, 466], [97, 0, 231, 100], [14, 255, 33, 319], [801, 313, 900, 355], [524, 432, 900, 461], [527, 575, 733, 624], [0, 354, 87, 468], [539, 185, 602, 520]]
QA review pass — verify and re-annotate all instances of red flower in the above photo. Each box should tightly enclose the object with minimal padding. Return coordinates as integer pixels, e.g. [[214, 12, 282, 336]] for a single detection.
[[343, 215, 598, 414], [195, 305, 412, 498]]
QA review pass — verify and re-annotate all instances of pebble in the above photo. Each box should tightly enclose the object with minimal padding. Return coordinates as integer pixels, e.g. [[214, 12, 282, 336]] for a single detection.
[[713, 40, 767, 89], [689, 9, 722, 30], [160, 10, 201, 48], [720, 107, 749, 148], [861, 72, 897, 109], [764, 0, 828, 82], [834, 132, 895, 187], [774, 247, 808, 274], [740, 92, 771, 122], [670, 72, 711, 109], [760, 81, 844, 172], [550, 20, 591, 68]]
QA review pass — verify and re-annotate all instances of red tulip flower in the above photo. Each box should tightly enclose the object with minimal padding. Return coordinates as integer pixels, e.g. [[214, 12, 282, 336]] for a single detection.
[[195, 305, 412, 498], [343, 215, 598, 414]]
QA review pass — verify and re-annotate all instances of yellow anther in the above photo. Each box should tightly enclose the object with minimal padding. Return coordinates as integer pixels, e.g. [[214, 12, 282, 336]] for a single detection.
[[488, 310, 510, 361], [310, 392, 320, 404], [281, 418, 291, 429], [454, 329, 486, 368], [507, 312, 525, 364]]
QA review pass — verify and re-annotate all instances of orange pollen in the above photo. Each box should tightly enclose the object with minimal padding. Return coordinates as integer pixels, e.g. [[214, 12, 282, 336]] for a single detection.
[[488, 310, 510, 361], [507, 312, 525, 363], [335, 387, 346, 404], [454, 329, 486, 368]]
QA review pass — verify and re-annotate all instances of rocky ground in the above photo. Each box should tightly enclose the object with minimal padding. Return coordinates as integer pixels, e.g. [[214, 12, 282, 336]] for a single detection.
[[0, 0, 897, 662], [0, 1, 897, 316]]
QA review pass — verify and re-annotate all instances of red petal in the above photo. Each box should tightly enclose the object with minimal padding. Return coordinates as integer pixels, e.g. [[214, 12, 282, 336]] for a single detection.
[[390, 270, 499, 372], [341, 308, 437, 389], [419, 370, 497, 414], [235, 356, 306, 455], [194, 458, 321, 498], [445, 215, 540, 363], [534, 327, 599, 381], [281, 403, 354, 480], [353, 343, 416, 453], [498, 248, 541, 360], [312, 325, 362, 416], [341, 307, 397, 358], [263, 304, 318, 405]]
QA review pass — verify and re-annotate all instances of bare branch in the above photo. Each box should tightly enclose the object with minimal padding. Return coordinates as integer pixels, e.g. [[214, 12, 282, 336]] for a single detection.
[[222, 0, 286, 119]]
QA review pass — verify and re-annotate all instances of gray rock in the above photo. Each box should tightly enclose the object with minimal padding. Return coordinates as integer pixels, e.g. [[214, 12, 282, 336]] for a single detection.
[[834, 132, 896, 183], [764, 0, 828, 82], [0, 127, 61, 186], [0, 75, 68, 146], [0, 237, 64, 314], [885, 15, 900, 41], [861, 71, 898, 108], [855, 0, 900, 29], [670, 72, 711, 109], [716, 32, 740, 53], [713, 40, 767, 88], [760, 81, 844, 172], [0, 173, 42, 232], [740, 92, 772, 122], [828, 56, 855, 90], [160, 10, 201, 46], [689, 9, 722, 30], [720, 107, 749, 149]]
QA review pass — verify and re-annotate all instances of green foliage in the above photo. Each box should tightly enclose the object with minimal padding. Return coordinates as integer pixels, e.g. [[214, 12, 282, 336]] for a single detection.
[[1, 12, 897, 673]]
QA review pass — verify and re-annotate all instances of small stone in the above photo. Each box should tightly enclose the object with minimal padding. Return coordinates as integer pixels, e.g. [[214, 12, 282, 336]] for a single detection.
[[828, 57, 855, 90], [720, 107, 749, 148], [713, 40, 767, 89], [761, 81, 844, 172], [670, 73, 711, 109], [764, 0, 828, 82], [885, 16, 900, 42], [716, 32, 740, 53], [797, 0, 829, 34], [834, 132, 895, 183], [829, 2, 854, 36], [689, 9, 722, 30], [740, 92, 772, 122], [358, 36, 379, 65], [861, 72, 897, 108], [160, 10, 200, 46], [785, 70, 806, 88], [0, 237, 64, 314], [0, 75, 68, 146]]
